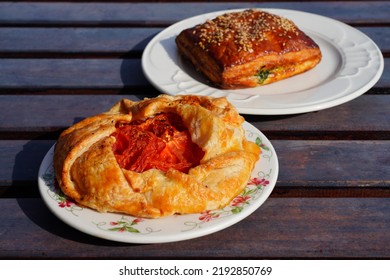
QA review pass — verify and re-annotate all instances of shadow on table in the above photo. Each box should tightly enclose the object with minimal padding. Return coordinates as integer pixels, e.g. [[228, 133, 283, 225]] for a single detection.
[[13, 139, 136, 247], [118, 32, 161, 99]]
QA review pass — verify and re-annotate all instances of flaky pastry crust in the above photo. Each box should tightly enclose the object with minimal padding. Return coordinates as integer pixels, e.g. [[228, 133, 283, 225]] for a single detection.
[[176, 9, 322, 89], [54, 95, 260, 218]]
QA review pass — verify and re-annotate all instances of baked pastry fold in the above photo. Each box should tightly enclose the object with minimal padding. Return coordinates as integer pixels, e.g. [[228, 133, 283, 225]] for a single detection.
[[176, 9, 322, 89], [54, 95, 260, 218]]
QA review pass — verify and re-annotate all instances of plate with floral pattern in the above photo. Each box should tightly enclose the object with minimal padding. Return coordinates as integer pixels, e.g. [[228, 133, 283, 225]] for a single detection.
[[38, 122, 278, 243]]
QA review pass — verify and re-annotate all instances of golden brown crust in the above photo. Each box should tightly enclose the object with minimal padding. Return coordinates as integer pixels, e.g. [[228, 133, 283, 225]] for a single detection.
[[176, 9, 322, 89], [53, 94, 260, 218]]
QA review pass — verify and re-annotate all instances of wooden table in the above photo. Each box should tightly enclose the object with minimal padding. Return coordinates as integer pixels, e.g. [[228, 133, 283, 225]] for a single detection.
[[0, 1, 389, 259]]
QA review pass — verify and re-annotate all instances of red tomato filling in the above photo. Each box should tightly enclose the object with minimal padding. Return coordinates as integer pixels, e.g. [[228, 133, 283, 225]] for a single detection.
[[112, 113, 205, 173]]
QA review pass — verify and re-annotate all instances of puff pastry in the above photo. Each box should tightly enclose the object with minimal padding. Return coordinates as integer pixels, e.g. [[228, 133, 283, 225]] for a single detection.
[[54, 95, 260, 218], [176, 9, 322, 89]]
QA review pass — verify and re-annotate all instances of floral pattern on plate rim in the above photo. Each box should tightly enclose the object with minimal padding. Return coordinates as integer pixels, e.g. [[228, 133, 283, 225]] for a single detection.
[[41, 130, 274, 235]]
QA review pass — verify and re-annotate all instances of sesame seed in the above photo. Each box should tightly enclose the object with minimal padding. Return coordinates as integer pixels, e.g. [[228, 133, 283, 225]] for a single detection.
[[191, 9, 298, 53]]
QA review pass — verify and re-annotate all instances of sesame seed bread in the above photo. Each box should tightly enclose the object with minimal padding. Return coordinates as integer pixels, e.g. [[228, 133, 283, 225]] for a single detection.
[[175, 9, 322, 89]]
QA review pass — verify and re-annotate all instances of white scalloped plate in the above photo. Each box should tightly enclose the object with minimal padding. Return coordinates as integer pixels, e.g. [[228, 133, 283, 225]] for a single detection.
[[38, 122, 278, 244], [142, 8, 384, 115]]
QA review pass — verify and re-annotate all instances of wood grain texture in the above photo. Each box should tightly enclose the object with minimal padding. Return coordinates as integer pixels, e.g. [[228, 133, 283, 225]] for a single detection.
[[0, 27, 388, 57], [0, 2, 389, 26], [1, 197, 390, 259], [0, 58, 388, 89], [0, 27, 160, 57], [1, 95, 389, 140], [1, 140, 389, 193], [0, 1, 389, 259]]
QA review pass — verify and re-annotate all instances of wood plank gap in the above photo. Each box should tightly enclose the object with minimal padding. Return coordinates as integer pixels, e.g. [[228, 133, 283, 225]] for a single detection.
[[2, 184, 390, 199], [1, 21, 389, 29], [0, 51, 388, 59], [6, 0, 383, 2], [272, 186, 390, 198], [0, 51, 143, 59], [0, 87, 160, 96], [0, 184, 38, 198], [0, 21, 173, 28], [264, 130, 390, 141], [0, 130, 62, 140], [0, 87, 388, 96], [2, 130, 390, 141]]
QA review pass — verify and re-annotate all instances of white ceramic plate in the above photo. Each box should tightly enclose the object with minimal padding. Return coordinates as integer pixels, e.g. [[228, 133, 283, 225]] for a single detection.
[[142, 8, 384, 115], [38, 122, 278, 244]]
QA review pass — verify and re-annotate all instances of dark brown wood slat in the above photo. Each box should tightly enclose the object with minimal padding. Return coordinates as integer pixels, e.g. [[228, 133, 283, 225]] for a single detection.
[[246, 95, 390, 140], [0, 27, 390, 58], [359, 27, 390, 55], [1, 197, 390, 258], [0, 58, 148, 89], [0, 140, 54, 189], [0, 27, 161, 57], [274, 140, 390, 187], [0, 27, 388, 57], [0, 95, 144, 138], [1, 140, 389, 193], [0, 2, 389, 26], [1, 95, 389, 140], [0, 0, 388, 261], [0, 58, 388, 89]]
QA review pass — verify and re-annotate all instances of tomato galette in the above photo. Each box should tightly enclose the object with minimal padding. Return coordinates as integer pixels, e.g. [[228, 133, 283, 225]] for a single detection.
[[53, 94, 260, 218]]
